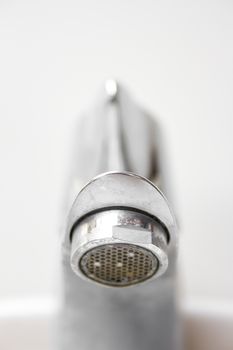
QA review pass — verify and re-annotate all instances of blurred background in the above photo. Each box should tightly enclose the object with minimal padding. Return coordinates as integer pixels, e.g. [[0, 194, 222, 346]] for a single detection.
[[0, 0, 232, 349]]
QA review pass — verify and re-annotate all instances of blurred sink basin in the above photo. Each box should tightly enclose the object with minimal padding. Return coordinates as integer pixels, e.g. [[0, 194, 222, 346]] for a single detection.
[[0, 298, 232, 350]]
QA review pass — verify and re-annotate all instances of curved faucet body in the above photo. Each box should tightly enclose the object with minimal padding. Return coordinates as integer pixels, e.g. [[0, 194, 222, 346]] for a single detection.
[[59, 81, 179, 350]]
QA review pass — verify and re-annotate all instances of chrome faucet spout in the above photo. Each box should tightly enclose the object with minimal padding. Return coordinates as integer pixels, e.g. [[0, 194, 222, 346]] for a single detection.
[[59, 81, 179, 350]]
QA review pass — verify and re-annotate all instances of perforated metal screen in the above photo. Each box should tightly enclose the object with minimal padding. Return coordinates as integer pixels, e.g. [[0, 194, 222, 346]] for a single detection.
[[79, 243, 158, 286]]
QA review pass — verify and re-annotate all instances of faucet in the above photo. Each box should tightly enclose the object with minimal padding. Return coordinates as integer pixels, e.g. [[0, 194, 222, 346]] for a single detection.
[[59, 80, 179, 350]]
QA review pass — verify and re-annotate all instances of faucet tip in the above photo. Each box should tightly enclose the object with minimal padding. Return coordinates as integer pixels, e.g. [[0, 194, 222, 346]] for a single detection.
[[105, 79, 118, 101]]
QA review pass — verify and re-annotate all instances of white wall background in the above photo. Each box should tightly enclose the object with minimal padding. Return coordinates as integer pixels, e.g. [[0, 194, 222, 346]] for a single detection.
[[0, 0, 233, 303]]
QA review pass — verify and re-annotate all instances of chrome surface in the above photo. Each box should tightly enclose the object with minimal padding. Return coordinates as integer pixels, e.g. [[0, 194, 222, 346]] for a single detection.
[[66, 171, 176, 249], [70, 209, 169, 286], [59, 80, 179, 350]]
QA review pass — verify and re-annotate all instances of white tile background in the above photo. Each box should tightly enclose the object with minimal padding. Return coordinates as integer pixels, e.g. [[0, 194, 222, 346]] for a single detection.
[[0, 0, 233, 302]]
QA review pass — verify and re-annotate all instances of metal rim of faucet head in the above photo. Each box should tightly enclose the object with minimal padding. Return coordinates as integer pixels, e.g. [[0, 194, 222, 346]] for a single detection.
[[67, 172, 177, 287], [70, 209, 169, 287]]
